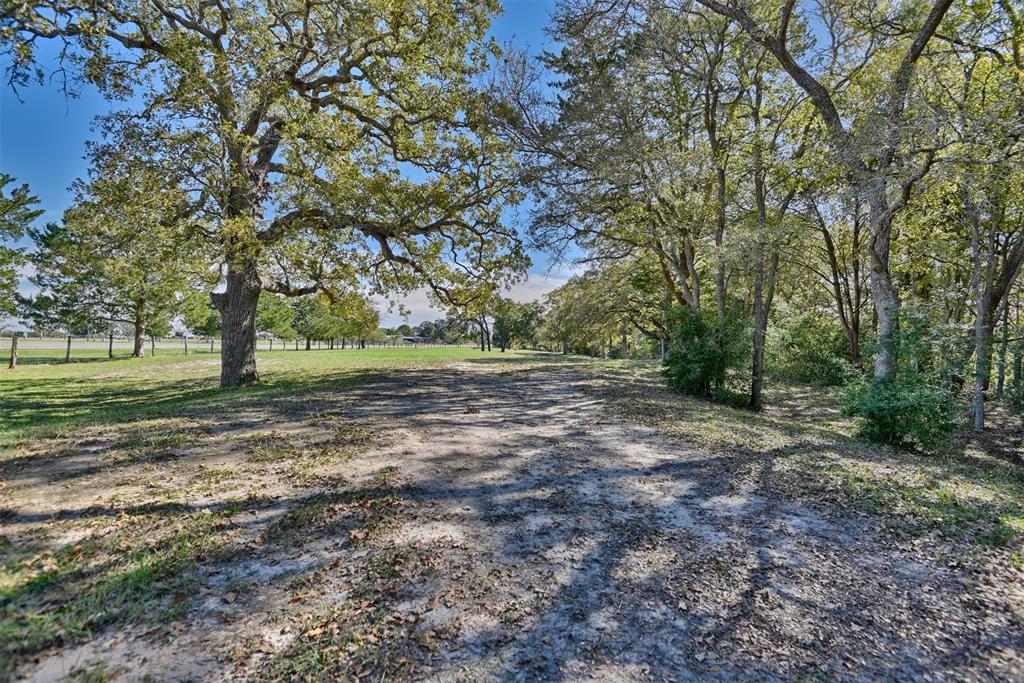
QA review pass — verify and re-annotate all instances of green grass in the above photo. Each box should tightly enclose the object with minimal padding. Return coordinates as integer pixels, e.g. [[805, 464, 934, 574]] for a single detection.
[[0, 347, 490, 452]]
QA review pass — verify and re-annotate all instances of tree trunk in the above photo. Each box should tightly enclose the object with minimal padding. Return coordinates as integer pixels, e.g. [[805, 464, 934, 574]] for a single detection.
[[1014, 341, 1023, 396], [108, 331, 114, 359], [715, 166, 728, 323], [184, 335, 189, 355], [973, 305, 989, 431], [132, 319, 145, 357], [150, 335, 156, 356], [269, 337, 273, 351], [996, 304, 1009, 398], [866, 191, 901, 383], [749, 87, 768, 411], [212, 260, 261, 387], [966, 179, 996, 431], [211, 337, 215, 353], [65, 335, 71, 362], [8, 335, 17, 369], [306, 337, 311, 350], [620, 326, 628, 359]]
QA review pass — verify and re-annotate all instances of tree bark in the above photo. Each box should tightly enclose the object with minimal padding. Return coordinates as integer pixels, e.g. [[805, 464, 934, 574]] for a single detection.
[[212, 259, 261, 387], [996, 303, 1009, 398], [108, 331, 114, 359], [749, 82, 768, 411], [65, 335, 71, 362], [184, 335, 189, 355], [306, 337, 311, 350], [132, 317, 145, 357], [8, 335, 17, 369], [965, 179, 996, 430], [866, 191, 901, 382], [715, 166, 728, 323]]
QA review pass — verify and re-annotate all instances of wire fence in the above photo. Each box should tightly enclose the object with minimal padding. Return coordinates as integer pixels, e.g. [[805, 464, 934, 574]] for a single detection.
[[1, 335, 479, 363]]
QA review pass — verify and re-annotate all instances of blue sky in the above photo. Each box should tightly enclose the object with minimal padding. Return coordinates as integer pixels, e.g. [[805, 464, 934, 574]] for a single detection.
[[0, 0, 565, 326]]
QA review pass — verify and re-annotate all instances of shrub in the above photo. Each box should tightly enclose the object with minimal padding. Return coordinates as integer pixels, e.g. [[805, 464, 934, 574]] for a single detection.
[[662, 303, 749, 400], [768, 309, 853, 386], [841, 370, 959, 452]]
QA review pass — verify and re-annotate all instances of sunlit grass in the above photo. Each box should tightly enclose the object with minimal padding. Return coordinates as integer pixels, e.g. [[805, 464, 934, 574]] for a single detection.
[[0, 347, 493, 452]]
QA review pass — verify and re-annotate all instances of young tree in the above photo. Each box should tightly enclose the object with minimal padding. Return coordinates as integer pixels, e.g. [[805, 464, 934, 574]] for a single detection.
[[30, 172, 207, 357], [255, 294, 296, 350], [0, 175, 43, 314]]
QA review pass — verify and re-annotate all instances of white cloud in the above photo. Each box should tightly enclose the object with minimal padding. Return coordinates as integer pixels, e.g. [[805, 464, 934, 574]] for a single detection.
[[15, 262, 38, 297]]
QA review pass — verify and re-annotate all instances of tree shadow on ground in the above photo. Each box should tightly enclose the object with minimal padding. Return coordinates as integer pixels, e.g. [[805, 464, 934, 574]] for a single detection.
[[2, 361, 1021, 680]]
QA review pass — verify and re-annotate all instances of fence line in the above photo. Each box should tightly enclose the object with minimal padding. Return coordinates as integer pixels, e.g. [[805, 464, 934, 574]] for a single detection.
[[3, 335, 479, 354]]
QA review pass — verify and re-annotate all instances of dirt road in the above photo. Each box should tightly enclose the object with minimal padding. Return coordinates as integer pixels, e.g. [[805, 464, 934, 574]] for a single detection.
[[9, 361, 1023, 681]]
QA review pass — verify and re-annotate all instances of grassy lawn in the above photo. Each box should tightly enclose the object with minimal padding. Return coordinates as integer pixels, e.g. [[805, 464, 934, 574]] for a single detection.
[[0, 347, 487, 451], [1, 347, 494, 678]]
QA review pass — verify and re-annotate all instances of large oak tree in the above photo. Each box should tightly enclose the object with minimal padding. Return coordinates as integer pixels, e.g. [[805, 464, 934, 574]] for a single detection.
[[3, 0, 526, 386]]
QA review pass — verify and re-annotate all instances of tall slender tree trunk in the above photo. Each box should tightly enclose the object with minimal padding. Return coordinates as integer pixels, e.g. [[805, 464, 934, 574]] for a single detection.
[[1013, 340, 1023, 397], [715, 166, 728, 323], [65, 335, 71, 363], [108, 331, 114, 359], [212, 259, 261, 387], [8, 335, 17, 369], [305, 337, 311, 350], [965, 179, 995, 430], [996, 304, 1009, 398], [749, 84, 769, 411]]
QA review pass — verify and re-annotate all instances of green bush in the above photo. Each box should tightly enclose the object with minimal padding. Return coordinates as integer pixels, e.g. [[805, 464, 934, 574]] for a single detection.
[[768, 309, 853, 386], [662, 303, 749, 400], [841, 370, 959, 452]]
